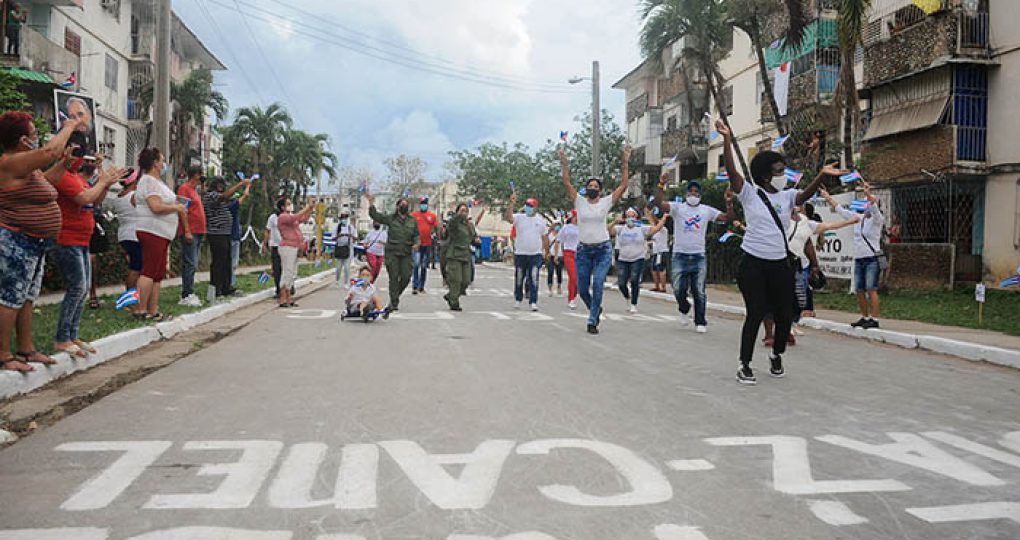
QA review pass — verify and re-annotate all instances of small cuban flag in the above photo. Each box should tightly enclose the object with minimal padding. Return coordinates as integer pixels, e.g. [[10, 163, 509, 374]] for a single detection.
[[840, 170, 863, 184], [350, 278, 366, 288], [771, 134, 790, 151], [716, 170, 730, 182], [664, 155, 678, 170], [116, 288, 140, 310], [258, 272, 270, 285], [357, 179, 368, 193], [709, 130, 720, 141], [1001, 275, 1020, 288], [61, 71, 77, 89], [718, 231, 739, 244], [236, 171, 246, 180], [785, 167, 803, 184], [559, 130, 569, 142], [850, 199, 871, 213]]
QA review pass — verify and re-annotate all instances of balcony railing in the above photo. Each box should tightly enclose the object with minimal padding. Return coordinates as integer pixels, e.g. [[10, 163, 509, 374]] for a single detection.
[[16, 26, 78, 82]]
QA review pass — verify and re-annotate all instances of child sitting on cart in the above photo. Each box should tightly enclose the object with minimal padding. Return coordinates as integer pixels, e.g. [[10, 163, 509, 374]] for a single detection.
[[343, 267, 389, 321]]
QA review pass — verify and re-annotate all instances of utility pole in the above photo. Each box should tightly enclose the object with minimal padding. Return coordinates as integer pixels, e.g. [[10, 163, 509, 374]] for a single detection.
[[154, 0, 172, 179], [592, 60, 601, 178]]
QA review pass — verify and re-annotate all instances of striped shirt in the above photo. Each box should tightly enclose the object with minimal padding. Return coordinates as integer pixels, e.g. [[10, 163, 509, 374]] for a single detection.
[[0, 170, 62, 239], [203, 191, 233, 235]]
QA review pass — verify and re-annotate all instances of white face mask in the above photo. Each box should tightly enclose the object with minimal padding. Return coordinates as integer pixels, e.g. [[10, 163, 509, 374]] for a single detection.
[[686, 195, 700, 206], [770, 175, 787, 191]]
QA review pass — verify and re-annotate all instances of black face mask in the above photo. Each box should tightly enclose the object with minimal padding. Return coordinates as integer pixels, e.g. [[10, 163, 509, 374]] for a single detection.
[[586, 188, 601, 199], [373, 224, 380, 230], [398, 205, 409, 215]]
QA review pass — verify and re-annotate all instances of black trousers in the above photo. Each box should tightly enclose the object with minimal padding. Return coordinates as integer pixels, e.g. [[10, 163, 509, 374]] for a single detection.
[[737, 253, 795, 365], [271, 246, 282, 296], [208, 234, 233, 296]]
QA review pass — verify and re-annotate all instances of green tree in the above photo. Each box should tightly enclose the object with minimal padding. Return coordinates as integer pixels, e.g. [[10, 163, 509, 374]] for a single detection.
[[234, 102, 293, 225], [275, 129, 337, 203], [383, 154, 428, 196]]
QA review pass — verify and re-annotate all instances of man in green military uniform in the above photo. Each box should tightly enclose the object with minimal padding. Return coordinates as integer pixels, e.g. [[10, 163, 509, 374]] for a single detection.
[[442, 203, 484, 311], [367, 192, 419, 311]]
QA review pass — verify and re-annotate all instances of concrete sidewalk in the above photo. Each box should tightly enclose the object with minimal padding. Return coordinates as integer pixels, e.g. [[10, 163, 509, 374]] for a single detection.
[[35, 265, 272, 307]]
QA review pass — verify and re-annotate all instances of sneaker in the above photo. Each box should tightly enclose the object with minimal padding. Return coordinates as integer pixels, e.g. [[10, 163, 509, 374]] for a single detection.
[[514, 301, 522, 310], [864, 318, 880, 329], [628, 305, 638, 314], [736, 364, 757, 385], [695, 325, 707, 334], [769, 354, 785, 378], [178, 294, 202, 307], [851, 317, 868, 328], [530, 303, 539, 312], [568, 299, 577, 310], [587, 324, 599, 335], [412, 289, 419, 295], [548, 289, 554, 298], [420, 289, 427, 295], [449, 306, 463, 312], [679, 313, 691, 327], [382, 307, 392, 320]]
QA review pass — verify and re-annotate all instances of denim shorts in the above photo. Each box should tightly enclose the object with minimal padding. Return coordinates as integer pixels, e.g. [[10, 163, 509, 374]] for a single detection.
[[854, 256, 881, 292], [651, 252, 668, 272], [120, 240, 143, 272], [0, 227, 52, 309]]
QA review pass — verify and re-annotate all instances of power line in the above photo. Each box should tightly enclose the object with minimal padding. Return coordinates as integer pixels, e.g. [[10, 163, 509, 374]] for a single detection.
[[191, 0, 266, 106], [203, 0, 587, 94], [229, 0, 297, 113]]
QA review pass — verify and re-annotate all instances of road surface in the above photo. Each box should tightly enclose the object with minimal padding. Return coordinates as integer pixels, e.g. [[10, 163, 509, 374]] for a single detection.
[[0, 266, 1018, 539]]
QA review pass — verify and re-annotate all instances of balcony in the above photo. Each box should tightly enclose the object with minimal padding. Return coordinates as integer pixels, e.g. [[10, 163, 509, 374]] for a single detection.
[[13, 26, 78, 83], [661, 125, 709, 164]]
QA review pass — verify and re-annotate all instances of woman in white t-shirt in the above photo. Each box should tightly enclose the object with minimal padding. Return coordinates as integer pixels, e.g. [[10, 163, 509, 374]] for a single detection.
[[559, 145, 631, 335], [558, 210, 580, 308], [787, 207, 858, 325], [608, 207, 666, 313], [108, 172, 141, 293], [648, 207, 670, 293], [716, 121, 844, 385], [362, 222, 388, 283]]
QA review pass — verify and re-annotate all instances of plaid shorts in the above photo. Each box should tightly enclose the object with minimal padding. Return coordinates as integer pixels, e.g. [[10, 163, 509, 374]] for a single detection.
[[0, 227, 53, 309]]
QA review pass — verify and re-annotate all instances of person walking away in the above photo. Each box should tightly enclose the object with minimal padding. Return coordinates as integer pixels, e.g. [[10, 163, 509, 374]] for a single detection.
[[367, 191, 419, 311], [653, 178, 733, 333], [504, 194, 548, 311], [560, 144, 631, 334], [410, 198, 438, 294], [545, 223, 564, 297], [0, 112, 83, 372], [820, 183, 885, 328], [362, 222, 387, 282], [558, 210, 580, 309], [716, 120, 843, 384], [228, 180, 251, 289], [109, 171, 141, 296], [334, 211, 358, 287], [607, 207, 666, 314], [275, 197, 316, 308], [444, 203, 479, 311], [134, 148, 191, 321], [648, 207, 670, 293], [263, 204, 284, 298], [53, 134, 124, 357], [203, 176, 249, 300], [176, 166, 206, 307]]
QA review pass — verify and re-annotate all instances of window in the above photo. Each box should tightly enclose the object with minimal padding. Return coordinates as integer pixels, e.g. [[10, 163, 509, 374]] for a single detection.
[[102, 127, 116, 156], [64, 28, 81, 56], [666, 115, 677, 132], [721, 86, 734, 116], [105, 54, 118, 90]]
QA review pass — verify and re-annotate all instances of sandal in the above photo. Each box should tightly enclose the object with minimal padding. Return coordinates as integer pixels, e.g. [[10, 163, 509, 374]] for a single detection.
[[16, 350, 57, 366], [145, 312, 172, 322], [73, 340, 97, 354], [1, 356, 34, 373], [131, 311, 147, 320], [55, 343, 87, 358]]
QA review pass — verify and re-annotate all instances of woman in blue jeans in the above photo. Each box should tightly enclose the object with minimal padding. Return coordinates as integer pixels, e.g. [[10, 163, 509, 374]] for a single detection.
[[608, 207, 666, 313], [559, 144, 631, 334]]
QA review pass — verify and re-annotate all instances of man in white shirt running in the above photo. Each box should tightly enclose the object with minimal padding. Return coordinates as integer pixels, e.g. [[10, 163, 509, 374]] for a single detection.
[[504, 193, 549, 311]]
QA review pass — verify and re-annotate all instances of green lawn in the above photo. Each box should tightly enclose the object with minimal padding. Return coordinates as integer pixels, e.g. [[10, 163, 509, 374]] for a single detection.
[[17, 264, 327, 355], [811, 285, 1020, 337]]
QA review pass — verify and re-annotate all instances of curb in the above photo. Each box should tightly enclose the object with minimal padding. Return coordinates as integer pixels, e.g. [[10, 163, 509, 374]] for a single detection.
[[479, 263, 1020, 369], [0, 270, 335, 401]]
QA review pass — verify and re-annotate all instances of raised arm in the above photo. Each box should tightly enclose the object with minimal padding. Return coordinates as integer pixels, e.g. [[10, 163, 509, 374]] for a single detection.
[[559, 148, 577, 202], [646, 208, 668, 236], [611, 144, 632, 204], [296, 197, 317, 222], [366, 191, 391, 226], [607, 214, 623, 237], [218, 179, 250, 202], [815, 215, 860, 235], [720, 187, 736, 223], [0, 118, 82, 183], [715, 120, 744, 194], [653, 170, 672, 212], [503, 192, 517, 224], [73, 164, 128, 206], [796, 162, 846, 206]]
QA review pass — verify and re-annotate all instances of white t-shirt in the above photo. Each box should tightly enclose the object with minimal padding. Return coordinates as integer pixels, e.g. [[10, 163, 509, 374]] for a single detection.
[[548, 232, 563, 257], [738, 182, 799, 261], [559, 223, 579, 251], [265, 214, 282, 248], [134, 174, 178, 240], [614, 224, 651, 262], [335, 223, 358, 247], [349, 282, 377, 306], [364, 228, 387, 256], [109, 191, 137, 243], [575, 195, 613, 245], [669, 201, 722, 255], [651, 227, 669, 254], [512, 213, 546, 255], [836, 206, 885, 260], [788, 218, 819, 269]]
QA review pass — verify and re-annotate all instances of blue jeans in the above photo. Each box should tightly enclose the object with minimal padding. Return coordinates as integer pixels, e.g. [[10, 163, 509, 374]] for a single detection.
[[53, 245, 91, 342], [854, 256, 880, 292], [229, 239, 240, 288], [513, 254, 542, 304], [576, 241, 613, 326], [412, 245, 431, 290], [180, 234, 203, 298], [616, 258, 645, 306], [671, 253, 708, 326]]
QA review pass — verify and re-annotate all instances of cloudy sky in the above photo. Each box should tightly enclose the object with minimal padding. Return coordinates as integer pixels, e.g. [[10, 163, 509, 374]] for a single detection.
[[175, 0, 644, 182]]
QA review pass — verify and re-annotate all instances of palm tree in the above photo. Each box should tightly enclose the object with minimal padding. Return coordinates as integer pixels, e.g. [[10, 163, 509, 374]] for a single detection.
[[234, 102, 293, 225], [141, 69, 227, 176], [275, 129, 338, 204], [640, 0, 751, 178], [834, 0, 872, 168]]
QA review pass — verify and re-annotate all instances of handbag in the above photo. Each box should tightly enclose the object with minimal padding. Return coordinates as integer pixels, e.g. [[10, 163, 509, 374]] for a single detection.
[[808, 268, 828, 290], [756, 189, 799, 270]]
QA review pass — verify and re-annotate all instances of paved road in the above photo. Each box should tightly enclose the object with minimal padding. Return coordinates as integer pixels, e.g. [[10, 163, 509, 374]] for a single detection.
[[1, 266, 1018, 540]]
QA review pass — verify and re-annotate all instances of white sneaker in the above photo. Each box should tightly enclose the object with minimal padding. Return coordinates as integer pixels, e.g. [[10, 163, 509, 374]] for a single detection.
[[695, 325, 707, 334], [530, 303, 539, 312], [178, 294, 202, 307], [568, 299, 577, 310], [628, 305, 638, 314], [514, 301, 522, 310], [548, 290, 554, 298], [679, 313, 691, 326]]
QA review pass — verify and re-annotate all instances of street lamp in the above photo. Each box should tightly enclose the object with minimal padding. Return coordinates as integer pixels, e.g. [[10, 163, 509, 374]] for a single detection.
[[568, 60, 600, 178]]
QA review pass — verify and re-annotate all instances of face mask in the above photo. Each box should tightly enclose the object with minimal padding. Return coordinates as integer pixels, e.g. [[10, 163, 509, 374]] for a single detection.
[[398, 205, 409, 215], [626, 218, 637, 228], [69, 157, 85, 172], [586, 188, 600, 199], [160, 163, 169, 177], [686, 195, 700, 206], [373, 224, 380, 230], [24, 136, 39, 150], [524, 206, 535, 217], [771, 175, 787, 191], [340, 219, 348, 225], [420, 204, 428, 212], [555, 225, 562, 232]]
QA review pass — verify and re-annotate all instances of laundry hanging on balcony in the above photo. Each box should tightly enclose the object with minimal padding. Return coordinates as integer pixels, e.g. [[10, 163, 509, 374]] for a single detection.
[[774, 63, 791, 117], [912, 0, 943, 15]]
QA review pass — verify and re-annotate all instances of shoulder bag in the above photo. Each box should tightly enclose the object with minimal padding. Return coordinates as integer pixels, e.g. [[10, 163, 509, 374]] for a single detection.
[[756, 189, 800, 270]]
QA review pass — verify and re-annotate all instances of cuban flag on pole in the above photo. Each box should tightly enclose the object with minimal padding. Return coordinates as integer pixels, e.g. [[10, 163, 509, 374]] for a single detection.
[[664, 155, 678, 170], [771, 134, 790, 151], [850, 199, 871, 213], [61, 72, 77, 89], [840, 170, 863, 184], [785, 167, 803, 184], [559, 131, 569, 142], [716, 170, 730, 182], [775, 62, 791, 116], [718, 231, 739, 244], [116, 289, 140, 310]]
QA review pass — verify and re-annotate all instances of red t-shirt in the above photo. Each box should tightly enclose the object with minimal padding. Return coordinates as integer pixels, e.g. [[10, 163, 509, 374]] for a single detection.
[[177, 183, 207, 235], [411, 210, 438, 246], [56, 171, 94, 246]]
